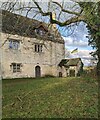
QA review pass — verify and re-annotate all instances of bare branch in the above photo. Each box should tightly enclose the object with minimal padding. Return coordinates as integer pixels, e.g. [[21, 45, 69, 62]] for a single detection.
[[50, 15, 85, 26], [32, 0, 85, 26], [52, 1, 81, 16], [33, 0, 52, 16]]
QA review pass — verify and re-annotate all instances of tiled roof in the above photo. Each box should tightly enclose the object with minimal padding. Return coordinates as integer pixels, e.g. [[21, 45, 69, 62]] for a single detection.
[[2, 10, 64, 44], [59, 58, 83, 67]]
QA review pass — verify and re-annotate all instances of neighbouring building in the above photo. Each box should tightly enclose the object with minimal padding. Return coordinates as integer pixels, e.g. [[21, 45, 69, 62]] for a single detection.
[[58, 58, 84, 77], [1, 10, 65, 78]]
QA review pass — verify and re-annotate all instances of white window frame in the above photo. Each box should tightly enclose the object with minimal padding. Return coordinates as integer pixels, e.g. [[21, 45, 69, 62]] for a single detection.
[[11, 63, 21, 73]]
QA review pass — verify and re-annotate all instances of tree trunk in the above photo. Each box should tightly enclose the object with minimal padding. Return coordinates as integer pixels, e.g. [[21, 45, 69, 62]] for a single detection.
[[97, 43, 100, 80], [97, 59, 100, 80]]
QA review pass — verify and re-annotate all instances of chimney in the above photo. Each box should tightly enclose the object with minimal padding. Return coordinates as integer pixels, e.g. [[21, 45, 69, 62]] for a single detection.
[[52, 12, 56, 29]]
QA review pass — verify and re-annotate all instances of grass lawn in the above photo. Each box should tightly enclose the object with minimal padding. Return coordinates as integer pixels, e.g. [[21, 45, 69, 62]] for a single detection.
[[2, 77, 98, 118]]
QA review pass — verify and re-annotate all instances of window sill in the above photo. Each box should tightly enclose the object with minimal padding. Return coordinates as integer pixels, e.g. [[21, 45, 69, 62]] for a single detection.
[[9, 49, 21, 52], [34, 52, 44, 54]]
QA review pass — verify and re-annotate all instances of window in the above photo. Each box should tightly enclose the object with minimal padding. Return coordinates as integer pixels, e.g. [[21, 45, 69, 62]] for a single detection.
[[39, 30, 45, 35], [35, 44, 43, 52], [11, 63, 21, 73], [9, 39, 20, 50], [35, 28, 46, 36]]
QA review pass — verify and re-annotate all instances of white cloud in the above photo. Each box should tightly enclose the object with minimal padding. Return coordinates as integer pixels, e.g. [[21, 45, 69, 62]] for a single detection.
[[65, 49, 96, 66], [78, 50, 93, 58], [63, 36, 88, 47]]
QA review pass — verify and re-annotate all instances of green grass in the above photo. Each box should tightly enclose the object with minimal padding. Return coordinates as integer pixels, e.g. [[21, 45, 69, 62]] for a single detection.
[[2, 77, 98, 118]]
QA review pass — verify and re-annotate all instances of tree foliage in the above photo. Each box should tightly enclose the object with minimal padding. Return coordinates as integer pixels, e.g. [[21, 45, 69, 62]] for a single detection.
[[86, 2, 100, 78]]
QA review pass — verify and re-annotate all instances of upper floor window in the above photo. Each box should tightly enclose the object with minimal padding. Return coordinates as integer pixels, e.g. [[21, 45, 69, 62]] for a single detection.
[[9, 39, 20, 50], [35, 25, 48, 36], [39, 29, 45, 36], [35, 44, 43, 52], [35, 29, 46, 36]]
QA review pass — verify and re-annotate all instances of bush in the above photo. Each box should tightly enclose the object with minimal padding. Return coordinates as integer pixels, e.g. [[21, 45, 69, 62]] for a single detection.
[[43, 74, 56, 78]]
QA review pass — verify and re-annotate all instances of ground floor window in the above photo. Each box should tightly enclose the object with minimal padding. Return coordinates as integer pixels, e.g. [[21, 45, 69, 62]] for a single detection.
[[11, 63, 21, 73]]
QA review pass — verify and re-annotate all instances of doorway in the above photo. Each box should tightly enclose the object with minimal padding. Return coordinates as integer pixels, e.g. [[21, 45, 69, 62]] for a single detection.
[[69, 70, 75, 77], [35, 66, 41, 77], [59, 72, 62, 77]]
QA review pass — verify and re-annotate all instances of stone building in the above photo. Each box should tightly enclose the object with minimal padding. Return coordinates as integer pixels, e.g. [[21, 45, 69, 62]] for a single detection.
[[1, 10, 65, 78], [58, 58, 83, 77]]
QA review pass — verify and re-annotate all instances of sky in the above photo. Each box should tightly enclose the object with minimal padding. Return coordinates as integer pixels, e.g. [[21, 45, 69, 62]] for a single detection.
[[58, 22, 96, 66]]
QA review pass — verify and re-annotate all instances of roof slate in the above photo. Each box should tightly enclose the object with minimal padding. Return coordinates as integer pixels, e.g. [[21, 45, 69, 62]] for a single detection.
[[59, 58, 83, 67], [2, 10, 64, 44]]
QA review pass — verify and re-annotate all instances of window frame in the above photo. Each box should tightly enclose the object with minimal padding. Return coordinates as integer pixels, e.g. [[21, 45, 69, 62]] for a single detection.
[[35, 28, 46, 36], [9, 39, 20, 50], [11, 63, 21, 73], [34, 44, 43, 53]]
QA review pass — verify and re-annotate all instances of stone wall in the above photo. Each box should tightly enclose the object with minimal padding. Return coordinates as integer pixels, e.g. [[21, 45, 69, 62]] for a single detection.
[[1, 32, 65, 78], [58, 60, 83, 77]]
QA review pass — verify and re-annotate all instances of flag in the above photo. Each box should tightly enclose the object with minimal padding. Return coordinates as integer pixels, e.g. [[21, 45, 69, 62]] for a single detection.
[[71, 48, 78, 54]]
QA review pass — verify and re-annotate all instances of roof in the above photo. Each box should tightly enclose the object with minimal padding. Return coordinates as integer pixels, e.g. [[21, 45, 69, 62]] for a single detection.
[[58, 59, 69, 67], [59, 58, 83, 67], [2, 10, 64, 44]]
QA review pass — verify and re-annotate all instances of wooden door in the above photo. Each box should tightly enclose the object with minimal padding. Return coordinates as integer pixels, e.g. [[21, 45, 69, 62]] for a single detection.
[[35, 66, 41, 77], [59, 72, 62, 77], [69, 70, 75, 77]]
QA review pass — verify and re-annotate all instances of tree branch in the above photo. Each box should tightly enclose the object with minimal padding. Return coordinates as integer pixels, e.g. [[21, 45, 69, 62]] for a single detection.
[[50, 15, 85, 26], [32, 0, 85, 26], [52, 1, 82, 16]]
